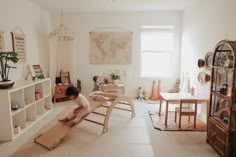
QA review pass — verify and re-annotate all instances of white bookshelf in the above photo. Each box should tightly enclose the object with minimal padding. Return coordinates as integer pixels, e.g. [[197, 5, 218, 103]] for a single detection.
[[0, 78, 52, 141]]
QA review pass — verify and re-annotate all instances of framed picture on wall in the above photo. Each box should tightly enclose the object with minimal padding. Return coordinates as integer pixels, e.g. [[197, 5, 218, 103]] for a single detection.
[[11, 27, 26, 63]]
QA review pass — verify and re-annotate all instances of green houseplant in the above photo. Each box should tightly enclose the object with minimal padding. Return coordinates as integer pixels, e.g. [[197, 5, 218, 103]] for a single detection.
[[0, 51, 19, 88]]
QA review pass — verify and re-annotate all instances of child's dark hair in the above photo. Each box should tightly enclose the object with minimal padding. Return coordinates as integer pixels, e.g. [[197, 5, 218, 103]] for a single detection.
[[93, 76, 99, 82], [66, 86, 80, 97]]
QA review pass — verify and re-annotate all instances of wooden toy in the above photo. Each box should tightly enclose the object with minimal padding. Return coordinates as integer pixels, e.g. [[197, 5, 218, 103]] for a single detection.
[[34, 91, 135, 150]]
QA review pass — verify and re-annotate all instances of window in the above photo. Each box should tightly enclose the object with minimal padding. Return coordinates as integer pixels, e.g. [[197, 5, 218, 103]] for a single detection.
[[140, 26, 174, 78]]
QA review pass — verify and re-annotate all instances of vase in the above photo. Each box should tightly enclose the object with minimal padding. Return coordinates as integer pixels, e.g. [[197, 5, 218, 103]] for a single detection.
[[112, 79, 119, 84], [0, 80, 14, 89]]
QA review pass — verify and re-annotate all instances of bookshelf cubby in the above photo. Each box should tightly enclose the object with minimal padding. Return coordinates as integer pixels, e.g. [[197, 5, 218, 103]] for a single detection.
[[0, 78, 52, 141]]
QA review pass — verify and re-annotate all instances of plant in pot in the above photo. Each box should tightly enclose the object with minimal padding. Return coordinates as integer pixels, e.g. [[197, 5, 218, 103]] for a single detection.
[[110, 72, 120, 84], [0, 51, 19, 89]]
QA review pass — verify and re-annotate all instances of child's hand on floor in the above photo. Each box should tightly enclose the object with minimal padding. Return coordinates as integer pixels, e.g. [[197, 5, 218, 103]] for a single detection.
[[58, 118, 70, 123], [64, 120, 76, 127]]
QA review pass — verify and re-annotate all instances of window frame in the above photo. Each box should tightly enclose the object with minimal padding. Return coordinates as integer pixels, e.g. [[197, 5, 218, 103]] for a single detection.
[[140, 27, 174, 78]]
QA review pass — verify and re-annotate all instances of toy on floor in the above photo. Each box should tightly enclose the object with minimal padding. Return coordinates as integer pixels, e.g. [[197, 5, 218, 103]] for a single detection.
[[137, 87, 144, 101], [143, 88, 149, 100], [157, 80, 161, 100], [149, 80, 161, 100], [168, 79, 180, 93], [149, 81, 157, 100]]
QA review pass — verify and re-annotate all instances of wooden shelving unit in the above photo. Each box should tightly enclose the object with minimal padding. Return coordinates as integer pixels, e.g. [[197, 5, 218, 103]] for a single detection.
[[0, 78, 52, 141], [207, 40, 236, 157]]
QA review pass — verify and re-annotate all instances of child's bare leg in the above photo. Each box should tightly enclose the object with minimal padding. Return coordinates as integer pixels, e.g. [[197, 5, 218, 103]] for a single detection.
[[58, 112, 76, 123], [73, 106, 83, 114], [58, 118, 70, 123], [64, 107, 90, 127]]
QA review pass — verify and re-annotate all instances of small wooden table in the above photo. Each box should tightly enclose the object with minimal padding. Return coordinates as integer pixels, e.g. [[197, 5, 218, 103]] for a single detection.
[[159, 93, 209, 126]]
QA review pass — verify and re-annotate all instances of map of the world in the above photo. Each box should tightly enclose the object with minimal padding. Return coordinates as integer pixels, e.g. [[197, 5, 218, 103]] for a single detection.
[[90, 32, 132, 64]]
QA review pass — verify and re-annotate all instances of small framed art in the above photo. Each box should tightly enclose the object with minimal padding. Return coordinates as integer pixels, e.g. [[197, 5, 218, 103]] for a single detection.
[[32, 65, 44, 79]]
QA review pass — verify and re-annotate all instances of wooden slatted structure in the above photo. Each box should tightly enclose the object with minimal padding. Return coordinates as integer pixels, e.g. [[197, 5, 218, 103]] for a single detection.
[[34, 91, 135, 150]]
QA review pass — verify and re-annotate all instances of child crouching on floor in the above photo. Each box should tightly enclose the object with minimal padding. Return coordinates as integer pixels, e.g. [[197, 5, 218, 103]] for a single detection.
[[58, 86, 91, 127]]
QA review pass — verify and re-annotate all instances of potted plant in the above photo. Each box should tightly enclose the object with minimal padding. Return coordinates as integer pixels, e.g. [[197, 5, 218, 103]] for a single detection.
[[110, 72, 120, 84], [0, 51, 19, 89]]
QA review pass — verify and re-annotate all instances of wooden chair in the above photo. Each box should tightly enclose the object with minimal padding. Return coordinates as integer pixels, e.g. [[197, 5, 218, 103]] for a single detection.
[[174, 99, 197, 128]]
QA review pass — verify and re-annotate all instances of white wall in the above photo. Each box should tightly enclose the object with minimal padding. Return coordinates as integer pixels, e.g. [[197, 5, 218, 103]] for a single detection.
[[181, 0, 236, 120], [51, 11, 182, 97], [0, 0, 52, 81]]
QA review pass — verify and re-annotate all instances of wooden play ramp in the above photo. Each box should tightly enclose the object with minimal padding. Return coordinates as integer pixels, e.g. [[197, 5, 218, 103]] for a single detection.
[[34, 91, 135, 150], [34, 122, 71, 150]]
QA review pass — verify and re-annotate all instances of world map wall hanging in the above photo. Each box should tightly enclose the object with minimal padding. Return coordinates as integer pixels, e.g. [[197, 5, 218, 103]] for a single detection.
[[90, 31, 132, 65]]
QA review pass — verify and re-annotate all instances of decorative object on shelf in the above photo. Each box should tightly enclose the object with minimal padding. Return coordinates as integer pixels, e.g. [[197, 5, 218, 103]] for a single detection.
[[224, 55, 233, 68], [190, 87, 195, 96], [215, 99, 229, 112], [35, 92, 41, 101], [219, 109, 230, 124], [214, 49, 232, 67], [198, 59, 205, 68], [11, 104, 19, 110], [219, 83, 228, 95], [0, 28, 5, 51], [14, 126, 21, 134], [11, 27, 26, 63], [110, 72, 120, 80], [32, 65, 44, 79], [0, 51, 19, 89], [197, 71, 211, 85], [110, 71, 120, 84], [112, 79, 119, 84], [204, 51, 213, 71]]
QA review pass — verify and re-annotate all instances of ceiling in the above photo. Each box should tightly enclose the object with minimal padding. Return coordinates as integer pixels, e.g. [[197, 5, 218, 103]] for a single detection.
[[29, 0, 198, 13]]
